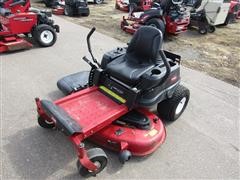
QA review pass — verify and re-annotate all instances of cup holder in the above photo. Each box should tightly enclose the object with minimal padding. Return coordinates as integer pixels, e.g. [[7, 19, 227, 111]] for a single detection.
[[151, 69, 161, 75]]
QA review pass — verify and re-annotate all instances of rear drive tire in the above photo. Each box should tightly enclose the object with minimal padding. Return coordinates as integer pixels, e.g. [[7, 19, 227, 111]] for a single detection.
[[81, 12, 90, 16], [64, 5, 74, 16], [157, 85, 190, 122], [146, 18, 165, 35], [77, 148, 108, 177], [43, 0, 54, 7], [33, 24, 57, 47], [222, 13, 230, 26]]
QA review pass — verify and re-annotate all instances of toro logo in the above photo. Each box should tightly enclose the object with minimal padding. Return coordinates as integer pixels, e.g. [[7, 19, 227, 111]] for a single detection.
[[0, 16, 9, 24]]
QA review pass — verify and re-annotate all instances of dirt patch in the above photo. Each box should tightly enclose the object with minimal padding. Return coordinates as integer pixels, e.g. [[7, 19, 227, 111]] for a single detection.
[[33, 0, 240, 87]]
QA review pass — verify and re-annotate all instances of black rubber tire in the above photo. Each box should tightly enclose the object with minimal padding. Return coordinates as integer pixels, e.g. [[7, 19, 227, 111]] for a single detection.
[[119, 150, 132, 164], [81, 12, 90, 16], [38, 116, 55, 129], [94, 0, 103, 4], [33, 24, 57, 47], [198, 26, 207, 35], [207, 25, 215, 33], [77, 148, 108, 177], [64, 5, 74, 16], [146, 18, 165, 36], [115, 2, 119, 9], [222, 13, 230, 26], [157, 85, 190, 122], [43, 0, 53, 7]]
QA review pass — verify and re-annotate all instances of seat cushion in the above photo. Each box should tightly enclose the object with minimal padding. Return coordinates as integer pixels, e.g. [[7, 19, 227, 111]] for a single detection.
[[57, 71, 89, 95], [106, 55, 154, 86]]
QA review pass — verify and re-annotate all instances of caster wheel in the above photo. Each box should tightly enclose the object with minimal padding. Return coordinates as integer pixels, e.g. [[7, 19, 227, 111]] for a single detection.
[[198, 27, 207, 35], [157, 85, 190, 122], [208, 25, 215, 33], [38, 116, 55, 129], [119, 150, 132, 164], [77, 148, 108, 177]]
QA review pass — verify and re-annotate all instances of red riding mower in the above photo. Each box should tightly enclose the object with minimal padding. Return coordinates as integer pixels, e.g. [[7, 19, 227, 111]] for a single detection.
[[43, 0, 89, 16], [115, 0, 153, 12], [223, 0, 240, 24], [0, 0, 30, 13], [121, 0, 190, 35], [0, 0, 59, 53], [35, 26, 190, 177]]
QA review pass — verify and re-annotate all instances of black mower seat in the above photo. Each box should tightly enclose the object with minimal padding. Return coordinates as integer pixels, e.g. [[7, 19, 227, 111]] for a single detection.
[[0, 8, 11, 16], [106, 26, 163, 86]]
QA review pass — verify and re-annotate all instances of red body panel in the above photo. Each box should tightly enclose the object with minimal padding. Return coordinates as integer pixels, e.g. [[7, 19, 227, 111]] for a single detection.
[[0, 13, 37, 35], [165, 16, 190, 34], [121, 14, 190, 35], [89, 108, 166, 156], [52, 7, 64, 15]]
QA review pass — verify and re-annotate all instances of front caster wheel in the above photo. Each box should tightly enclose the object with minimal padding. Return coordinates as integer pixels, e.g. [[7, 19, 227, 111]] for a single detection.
[[207, 25, 215, 33], [119, 150, 132, 164], [198, 26, 207, 35], [157, 85, 190, 122], [77, 148, 108, 177], [38, 116, 55, 129]]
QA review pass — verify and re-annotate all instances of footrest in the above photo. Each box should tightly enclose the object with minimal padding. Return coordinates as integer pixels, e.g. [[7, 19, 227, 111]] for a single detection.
[[57, 71, 89, 95], [41, 100, 82, 136]]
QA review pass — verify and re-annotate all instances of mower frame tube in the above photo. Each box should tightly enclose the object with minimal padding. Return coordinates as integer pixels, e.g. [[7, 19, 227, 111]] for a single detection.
[[35, 98, 98, 172]]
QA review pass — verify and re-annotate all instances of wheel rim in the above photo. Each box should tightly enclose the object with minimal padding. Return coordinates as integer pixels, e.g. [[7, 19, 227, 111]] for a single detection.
[[40, 30, 54, 44], [175, 97, 187, 115], [45, 120, 54, 125], [95, 0, 102, 4]]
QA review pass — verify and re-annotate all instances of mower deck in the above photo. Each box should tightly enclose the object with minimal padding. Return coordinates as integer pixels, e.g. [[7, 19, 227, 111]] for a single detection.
[[0, 36, 33, 53]]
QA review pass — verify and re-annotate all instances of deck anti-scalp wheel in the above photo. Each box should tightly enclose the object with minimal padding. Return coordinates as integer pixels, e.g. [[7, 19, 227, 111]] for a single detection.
[[77, 148, 108, 177], [157, 85, 190, 122], [38, 116, 55, 129], [33, 24, 57, 47], [119, 150, 132, 164]]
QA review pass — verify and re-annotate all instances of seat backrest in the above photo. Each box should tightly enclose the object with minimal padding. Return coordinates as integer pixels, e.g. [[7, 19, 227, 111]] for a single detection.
[[126, 26, 163, 64]]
